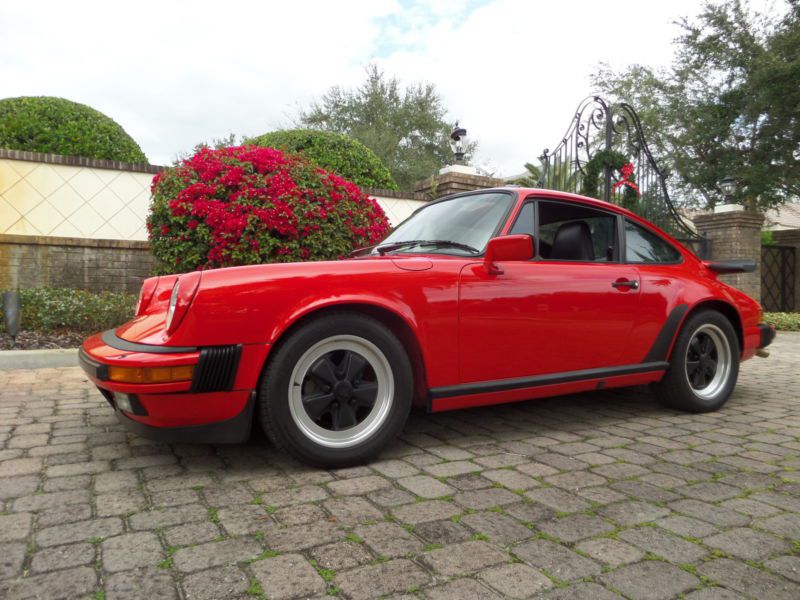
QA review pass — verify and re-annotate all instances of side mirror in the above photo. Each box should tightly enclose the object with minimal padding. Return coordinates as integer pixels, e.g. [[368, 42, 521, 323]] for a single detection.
[[484, 235, 534, 274]]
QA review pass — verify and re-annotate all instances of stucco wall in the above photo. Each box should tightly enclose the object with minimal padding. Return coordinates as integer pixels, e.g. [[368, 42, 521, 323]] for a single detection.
[[0, 151, 426, 242], [0, 150, 428, 292]]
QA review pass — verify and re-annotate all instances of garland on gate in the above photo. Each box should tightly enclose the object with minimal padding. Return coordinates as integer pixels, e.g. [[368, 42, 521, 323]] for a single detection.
[[580, 149, 640, 211]]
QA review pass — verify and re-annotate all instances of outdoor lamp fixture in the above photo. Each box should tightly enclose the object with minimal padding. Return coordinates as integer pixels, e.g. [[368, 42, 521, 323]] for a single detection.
[[718, 175, 737, 203], [450, 122, 467, 164], [3, 290, 20, 343]]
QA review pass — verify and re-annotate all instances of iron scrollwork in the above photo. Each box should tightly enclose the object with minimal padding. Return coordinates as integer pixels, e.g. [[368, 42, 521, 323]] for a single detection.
[[537, 95, 703, 248]]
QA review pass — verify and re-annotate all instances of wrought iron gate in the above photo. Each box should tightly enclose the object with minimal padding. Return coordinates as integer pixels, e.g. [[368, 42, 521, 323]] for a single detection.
[[537, 96, 710, 258], [761, 245, 796, 312]]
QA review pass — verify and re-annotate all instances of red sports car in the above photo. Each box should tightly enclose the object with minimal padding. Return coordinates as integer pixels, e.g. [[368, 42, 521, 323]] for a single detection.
[[80, 188, 775, 466]]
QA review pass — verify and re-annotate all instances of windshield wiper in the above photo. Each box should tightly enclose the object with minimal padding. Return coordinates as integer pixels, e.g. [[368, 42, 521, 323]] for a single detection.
[[375, 239, 480, 255]]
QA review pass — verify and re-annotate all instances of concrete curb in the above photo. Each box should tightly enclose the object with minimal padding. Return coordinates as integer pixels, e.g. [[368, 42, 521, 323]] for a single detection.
[[0, 348, 79, 370]]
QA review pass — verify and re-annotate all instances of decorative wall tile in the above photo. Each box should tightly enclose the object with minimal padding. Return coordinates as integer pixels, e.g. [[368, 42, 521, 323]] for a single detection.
[[0, 158, 426, 242]]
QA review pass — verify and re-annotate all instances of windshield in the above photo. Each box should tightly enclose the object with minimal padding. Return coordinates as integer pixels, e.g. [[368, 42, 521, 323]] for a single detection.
[[377, 192, 515, 255]]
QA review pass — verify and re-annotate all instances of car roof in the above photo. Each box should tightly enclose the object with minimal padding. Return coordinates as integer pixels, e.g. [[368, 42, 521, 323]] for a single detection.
[[443, 186, 626, 213], [437, 187, 695, 260]]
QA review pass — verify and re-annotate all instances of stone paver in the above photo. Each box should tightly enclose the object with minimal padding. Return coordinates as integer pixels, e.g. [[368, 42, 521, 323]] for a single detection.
[[0, 332, 798, 599], [600, 561, 700, 600], [250, 553, 326, 599], [478, 562, 552, 598]]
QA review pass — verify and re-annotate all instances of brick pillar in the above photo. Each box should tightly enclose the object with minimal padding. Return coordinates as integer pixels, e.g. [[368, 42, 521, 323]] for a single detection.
[[693, 211, 764, 300], [772, 228, 800, 312], [415, 166, 504, 199]]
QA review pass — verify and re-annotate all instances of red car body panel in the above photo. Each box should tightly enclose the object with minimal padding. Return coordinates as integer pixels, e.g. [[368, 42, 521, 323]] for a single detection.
[[80, 188, 769, 440]]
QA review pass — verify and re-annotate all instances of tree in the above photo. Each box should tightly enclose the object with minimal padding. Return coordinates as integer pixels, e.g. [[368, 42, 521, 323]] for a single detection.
[[0, 96, 147, 163], [298, 65, 475, 190], [247, 129, 397, 189], [593, 0, 799, 211], [509, 162, 542, 187]]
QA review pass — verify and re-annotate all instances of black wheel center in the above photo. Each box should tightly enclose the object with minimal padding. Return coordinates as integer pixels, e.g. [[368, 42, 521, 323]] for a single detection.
[[334, 381, 353, 401], [301, 349, 379, 431], [687, 332, 718, 390]]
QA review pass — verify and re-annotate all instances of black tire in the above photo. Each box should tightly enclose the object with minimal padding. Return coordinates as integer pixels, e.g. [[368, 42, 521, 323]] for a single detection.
[[258, 312, 413, 467], [652, 309, 739, 413]]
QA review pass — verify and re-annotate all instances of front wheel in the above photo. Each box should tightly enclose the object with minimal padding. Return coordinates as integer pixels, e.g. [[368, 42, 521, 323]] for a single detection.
[[258, 312, 413, 467], [652, 310, 739, 413]]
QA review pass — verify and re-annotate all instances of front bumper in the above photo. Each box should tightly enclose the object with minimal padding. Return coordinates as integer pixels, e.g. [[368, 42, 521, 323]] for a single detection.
[[79, 329, 269, 444]]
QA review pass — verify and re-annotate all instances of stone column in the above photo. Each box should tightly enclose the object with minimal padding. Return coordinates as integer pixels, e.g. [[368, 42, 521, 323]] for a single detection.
[[771, 228, 800, 312], [693, 211, 764, 300], [415, 165, 504, 199]]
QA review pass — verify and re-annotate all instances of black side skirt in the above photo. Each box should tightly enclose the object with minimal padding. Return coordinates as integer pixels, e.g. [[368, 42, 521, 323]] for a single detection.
[[429, 361, 669, 400]]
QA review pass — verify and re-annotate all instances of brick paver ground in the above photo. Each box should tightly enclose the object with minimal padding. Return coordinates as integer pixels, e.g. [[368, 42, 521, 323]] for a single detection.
[[1, 333, 798, 600]]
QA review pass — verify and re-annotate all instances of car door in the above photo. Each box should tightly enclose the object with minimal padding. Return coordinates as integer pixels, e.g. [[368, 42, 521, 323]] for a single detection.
[[458, 198, 642, 384]]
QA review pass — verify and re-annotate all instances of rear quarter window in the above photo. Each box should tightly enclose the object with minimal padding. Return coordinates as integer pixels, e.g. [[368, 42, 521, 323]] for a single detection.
[[625, 220, 681, 264]]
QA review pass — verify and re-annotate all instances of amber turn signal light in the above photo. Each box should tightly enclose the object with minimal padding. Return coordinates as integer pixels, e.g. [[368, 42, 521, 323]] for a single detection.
[[107, 364, 194, 384]]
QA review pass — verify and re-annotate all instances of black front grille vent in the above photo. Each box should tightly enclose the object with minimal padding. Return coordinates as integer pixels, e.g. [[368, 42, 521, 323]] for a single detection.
[[191, 345, 242, 393]]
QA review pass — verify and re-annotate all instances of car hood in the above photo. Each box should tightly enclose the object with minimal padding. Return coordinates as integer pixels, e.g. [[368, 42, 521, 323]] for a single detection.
[[116, 255, 464, 347]]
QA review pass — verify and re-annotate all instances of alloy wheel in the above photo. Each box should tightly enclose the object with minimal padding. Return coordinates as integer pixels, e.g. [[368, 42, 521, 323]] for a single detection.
[[684, 323, 732, 400], [288, 335, 394, 448]]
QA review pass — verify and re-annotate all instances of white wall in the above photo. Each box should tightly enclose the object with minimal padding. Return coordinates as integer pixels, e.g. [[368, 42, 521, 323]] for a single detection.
[[0, 158, 153, 240], [0, 157, 426, 241]]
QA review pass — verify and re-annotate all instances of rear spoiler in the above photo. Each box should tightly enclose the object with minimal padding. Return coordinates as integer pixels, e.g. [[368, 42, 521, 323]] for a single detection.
[[703, 260, 757, 274]]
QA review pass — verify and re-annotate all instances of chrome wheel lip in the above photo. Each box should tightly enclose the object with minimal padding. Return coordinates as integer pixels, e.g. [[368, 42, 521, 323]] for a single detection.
[[289, 335, 394, 449], [684, 323, 732, 401]]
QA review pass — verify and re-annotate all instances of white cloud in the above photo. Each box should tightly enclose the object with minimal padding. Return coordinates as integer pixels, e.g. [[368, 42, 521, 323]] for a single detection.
[[0, 0, 776, 176]]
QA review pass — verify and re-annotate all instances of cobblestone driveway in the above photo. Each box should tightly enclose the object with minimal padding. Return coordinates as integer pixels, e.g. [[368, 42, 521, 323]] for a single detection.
[[1, 334, 799, 600]]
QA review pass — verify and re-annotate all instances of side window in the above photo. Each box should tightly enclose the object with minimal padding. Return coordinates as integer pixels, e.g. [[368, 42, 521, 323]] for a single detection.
[[508, 202, 534, 236], [537, 201, 618, 262], [625, 220, 681, 263]]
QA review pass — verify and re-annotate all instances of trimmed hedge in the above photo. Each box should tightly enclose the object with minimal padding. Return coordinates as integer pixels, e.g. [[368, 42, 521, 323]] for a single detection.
[[0, 288, 136, 334], [0, 96, 147, 163], [763, 312, 800, 332], [247, 129, 397, 190]]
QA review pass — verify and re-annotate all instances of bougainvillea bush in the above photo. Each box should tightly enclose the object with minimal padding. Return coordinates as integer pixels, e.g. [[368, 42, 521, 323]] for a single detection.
[[147, 145, 390, 273]]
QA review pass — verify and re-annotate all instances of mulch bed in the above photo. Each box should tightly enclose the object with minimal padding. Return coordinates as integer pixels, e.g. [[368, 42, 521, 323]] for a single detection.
[[0, 331, 84, 351]]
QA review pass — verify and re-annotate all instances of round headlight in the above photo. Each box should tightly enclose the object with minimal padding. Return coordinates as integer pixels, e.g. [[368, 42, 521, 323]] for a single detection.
[[165, 279, 180, 331]]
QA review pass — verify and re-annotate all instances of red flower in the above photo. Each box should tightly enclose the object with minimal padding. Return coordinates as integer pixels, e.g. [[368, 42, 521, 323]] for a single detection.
[[149, 145, 390, 272]]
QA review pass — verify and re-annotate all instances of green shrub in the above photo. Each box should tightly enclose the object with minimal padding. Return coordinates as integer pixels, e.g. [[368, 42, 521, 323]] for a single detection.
[[246, 129, 397, 190], [763, 312, 800, 332], [0, 96, 148, 163], [148, 145, 390, 272], [0, 288, 136, 334]]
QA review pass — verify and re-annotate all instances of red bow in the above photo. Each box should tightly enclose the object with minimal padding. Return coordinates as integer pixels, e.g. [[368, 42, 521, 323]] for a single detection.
[[612, 162, 640, 196]]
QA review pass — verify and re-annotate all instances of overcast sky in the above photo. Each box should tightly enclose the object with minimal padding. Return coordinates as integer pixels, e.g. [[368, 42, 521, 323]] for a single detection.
[[0, 0, 774, 178]]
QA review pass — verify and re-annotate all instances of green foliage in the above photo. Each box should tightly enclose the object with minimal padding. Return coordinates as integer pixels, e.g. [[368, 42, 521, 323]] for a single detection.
[[147, 146, 389, 273], [593, 0, 799, 211], [247, 129, 397, 190], [580, 149, 639, 211], [761, 230, 775, 245], [0, 288, 135, 333], [763, 312, 800, 331], [509, 162, 543, 187], [299, 64, 476, 190], [0, 96, 147, 163]]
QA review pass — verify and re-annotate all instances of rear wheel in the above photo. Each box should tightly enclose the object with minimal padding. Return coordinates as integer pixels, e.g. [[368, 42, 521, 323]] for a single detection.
[[652, 310, 739, 413], [259, 312, 412, 467]]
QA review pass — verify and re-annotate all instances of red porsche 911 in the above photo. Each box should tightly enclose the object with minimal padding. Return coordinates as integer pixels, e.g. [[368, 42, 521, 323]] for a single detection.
[[80, 188, 775, 466]]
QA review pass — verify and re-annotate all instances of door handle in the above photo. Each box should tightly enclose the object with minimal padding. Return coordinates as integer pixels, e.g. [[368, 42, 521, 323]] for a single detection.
[[612, 279, 639, 290]]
